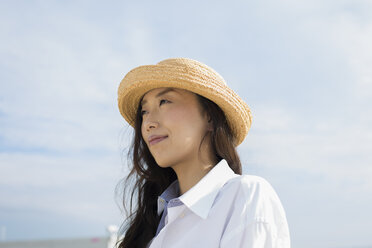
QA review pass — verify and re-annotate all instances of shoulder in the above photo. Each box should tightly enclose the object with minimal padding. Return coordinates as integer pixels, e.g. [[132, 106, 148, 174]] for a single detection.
[[222, 174, 287, 222], [225, 174, 277, 198], [231, 174, 271, 186], [218, 175, 291, 246]]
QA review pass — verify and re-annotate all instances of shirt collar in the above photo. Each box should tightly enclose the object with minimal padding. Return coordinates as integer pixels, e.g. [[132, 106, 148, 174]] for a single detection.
[[157, 180, 180, 215], [179, 159, 238, 219], [157, 159, 238, 219]]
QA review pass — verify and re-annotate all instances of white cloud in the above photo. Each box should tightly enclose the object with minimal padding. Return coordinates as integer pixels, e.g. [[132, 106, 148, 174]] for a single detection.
[[241, 104, 372, 190], [0, 1, 155, 155], [0, 2, 148, 230], [233, 0, 372, 195], [287, 0, 372, 99], [0, 152, 125, 223]]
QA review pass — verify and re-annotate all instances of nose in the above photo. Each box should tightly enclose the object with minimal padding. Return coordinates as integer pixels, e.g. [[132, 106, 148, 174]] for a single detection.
[[142, 112, 159, 132]]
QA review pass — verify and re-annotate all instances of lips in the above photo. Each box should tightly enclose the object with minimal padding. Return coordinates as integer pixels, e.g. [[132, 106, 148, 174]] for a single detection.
[[148, 135, 168, 146]]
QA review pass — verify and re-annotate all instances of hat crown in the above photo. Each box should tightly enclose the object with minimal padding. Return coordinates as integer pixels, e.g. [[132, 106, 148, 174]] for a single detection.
[[157, 58, 227, 86]]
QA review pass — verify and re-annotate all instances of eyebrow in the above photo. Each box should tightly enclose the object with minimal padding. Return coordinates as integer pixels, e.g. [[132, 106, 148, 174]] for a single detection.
[[140, 88, 177, 107]]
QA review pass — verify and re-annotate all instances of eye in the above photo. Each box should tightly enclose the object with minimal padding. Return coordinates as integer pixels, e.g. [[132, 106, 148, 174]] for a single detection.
[[160, 99, 170, 105], [140, 109, 147, 116], [141, 99, 170, 116]]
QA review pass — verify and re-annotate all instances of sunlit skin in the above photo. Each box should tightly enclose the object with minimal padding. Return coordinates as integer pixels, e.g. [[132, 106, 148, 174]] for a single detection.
[[140, 87, 218, 195]]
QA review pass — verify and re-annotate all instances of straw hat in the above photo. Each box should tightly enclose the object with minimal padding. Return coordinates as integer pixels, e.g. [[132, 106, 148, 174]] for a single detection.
[[117, 58, 252, 146]]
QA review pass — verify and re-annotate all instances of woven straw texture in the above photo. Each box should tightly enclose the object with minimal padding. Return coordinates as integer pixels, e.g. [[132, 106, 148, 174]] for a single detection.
[[118, 58, 252, 146]]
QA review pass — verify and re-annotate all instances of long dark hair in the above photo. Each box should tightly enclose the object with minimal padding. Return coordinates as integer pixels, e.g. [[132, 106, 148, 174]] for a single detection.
[[117, 92, 242, 248]]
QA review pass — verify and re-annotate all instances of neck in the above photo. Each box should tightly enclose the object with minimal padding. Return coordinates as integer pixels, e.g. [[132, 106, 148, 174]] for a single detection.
[[172, 154, 218, 195]]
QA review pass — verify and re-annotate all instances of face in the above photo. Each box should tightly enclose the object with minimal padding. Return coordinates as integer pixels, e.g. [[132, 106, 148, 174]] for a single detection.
[[140, 87, 212, 168]]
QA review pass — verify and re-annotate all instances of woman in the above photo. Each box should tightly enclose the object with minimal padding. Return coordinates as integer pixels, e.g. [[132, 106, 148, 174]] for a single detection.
[[116, 58, 290, 248]]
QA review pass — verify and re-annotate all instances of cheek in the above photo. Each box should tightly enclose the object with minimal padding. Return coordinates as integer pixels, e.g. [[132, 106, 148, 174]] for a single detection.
[[166, 106, 206, 139], [166, 106, 193, 126], [141, 122, 145, 135], [140, 122, 145, 138], [141, 121, 150, 146]]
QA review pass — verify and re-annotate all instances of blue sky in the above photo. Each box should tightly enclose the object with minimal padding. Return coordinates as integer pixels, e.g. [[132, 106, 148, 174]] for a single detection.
[[1, 0, 372, 247]]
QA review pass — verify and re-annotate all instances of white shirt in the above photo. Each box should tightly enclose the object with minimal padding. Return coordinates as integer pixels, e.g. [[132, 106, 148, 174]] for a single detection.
[[147, 159, 290, 248]]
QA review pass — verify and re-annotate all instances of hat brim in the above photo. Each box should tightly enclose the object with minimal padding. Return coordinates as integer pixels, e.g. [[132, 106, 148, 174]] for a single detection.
[[118, 63, 252, 146]]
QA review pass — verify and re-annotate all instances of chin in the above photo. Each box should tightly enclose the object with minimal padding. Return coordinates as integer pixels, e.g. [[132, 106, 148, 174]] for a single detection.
[[155, 159, 171, 168], [152, 155, 173, 168]]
